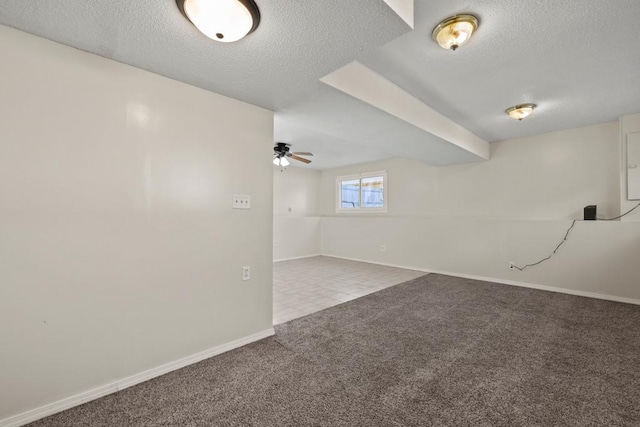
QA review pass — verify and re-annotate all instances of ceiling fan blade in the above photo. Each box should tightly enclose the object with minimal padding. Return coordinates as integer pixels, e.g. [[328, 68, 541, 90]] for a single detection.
[[290, 154, 312, 164], [292, 152, 313, 156]]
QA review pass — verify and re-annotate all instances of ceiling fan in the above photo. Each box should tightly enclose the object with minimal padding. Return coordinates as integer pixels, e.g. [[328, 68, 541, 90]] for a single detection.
[[273, 142, 313, 167]]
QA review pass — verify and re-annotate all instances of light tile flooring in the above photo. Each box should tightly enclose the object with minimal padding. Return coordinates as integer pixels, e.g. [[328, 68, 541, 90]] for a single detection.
[[273, 256, 425, 325]]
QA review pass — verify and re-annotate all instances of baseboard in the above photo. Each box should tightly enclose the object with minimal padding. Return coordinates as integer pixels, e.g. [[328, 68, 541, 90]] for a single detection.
[[323, 254, 640, 306], [321, 254, 431, 274], [273, 253, 321, 263], [0, 328, 275, 427], [427, 269, 640, 306]]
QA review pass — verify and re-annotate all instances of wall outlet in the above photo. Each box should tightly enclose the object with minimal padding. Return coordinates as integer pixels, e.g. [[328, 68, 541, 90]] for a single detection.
[[242, 266, 251, 281], [233, 194, 251, 209], [380, 245, 387, 252], [509, 262, 516, 270]]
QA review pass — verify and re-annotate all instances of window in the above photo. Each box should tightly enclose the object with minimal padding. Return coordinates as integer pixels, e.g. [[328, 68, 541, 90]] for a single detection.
[[336, 171, 387, 212]]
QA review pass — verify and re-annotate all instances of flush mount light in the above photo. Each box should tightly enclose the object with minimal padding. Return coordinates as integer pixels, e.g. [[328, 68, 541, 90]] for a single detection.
[[176, 0, 260, 43], [432, 14, 479, 51], [506, 103, 537, 121]]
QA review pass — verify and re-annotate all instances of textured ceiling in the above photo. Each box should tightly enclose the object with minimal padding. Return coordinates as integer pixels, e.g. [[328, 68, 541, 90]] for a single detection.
[[2, 0, 639, 168], [275, 115, 394, 171], [277, 83, 485, 169], [0, 0, 408, 111], [360, 0, 640, 142]]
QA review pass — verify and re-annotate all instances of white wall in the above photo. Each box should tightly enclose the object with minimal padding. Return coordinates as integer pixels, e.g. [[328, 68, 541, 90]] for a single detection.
[[321, 122, 620, 219], [620, 113, 640, 220], [0, 25, 274, 423], [273, 167, 321, 261], [274, 166, 321, 216], [320, 122, 640, 300]]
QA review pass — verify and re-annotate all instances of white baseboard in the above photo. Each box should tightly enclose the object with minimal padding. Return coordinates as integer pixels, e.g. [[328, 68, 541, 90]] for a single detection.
[[322, 254, 431, 274], [0, 328, 275, 427], [428, 269, 640, 306], [273, 253, 321, 263], [323, 254, 640, 306]]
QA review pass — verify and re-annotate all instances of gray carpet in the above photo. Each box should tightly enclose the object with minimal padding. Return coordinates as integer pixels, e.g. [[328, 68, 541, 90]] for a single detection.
[[30, 274, 640, 426]]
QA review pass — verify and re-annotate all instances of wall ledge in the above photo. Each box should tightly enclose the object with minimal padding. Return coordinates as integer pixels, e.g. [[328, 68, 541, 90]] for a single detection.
[[0, 328, 275, 427]]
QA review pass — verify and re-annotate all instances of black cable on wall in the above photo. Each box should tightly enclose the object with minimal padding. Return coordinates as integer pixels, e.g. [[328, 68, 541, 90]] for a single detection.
[[511, 202, 640, 271]]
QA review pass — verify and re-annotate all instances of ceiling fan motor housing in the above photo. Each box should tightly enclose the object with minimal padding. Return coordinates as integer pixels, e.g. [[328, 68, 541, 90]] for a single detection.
[[274, 142, 290, 157]]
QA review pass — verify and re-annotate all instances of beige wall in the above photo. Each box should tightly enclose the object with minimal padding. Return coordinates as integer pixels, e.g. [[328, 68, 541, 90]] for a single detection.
[[273, 167, 321, 260], [319, 121, 640, 300], [0, 26, 274, 422], [321, 122, 620, 219], [274, 167, 321, 216]]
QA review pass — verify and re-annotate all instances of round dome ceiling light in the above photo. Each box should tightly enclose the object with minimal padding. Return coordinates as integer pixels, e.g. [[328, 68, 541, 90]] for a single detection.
[[432, 14, 479, 51], [506, 103, 537, 121], [177, 0, 260, 43]]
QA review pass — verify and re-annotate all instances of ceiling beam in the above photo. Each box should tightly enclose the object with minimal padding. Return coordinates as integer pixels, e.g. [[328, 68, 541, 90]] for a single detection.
[[320, 61, 490, 161]]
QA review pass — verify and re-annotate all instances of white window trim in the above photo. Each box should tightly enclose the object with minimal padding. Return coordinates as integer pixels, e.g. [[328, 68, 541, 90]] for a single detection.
[[336, 171, 388, 213]]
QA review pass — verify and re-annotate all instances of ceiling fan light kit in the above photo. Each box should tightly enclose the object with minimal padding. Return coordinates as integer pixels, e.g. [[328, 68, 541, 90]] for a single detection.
[[176, 0, 260, 42], [273, 142, 313, 168], [273, 157, 289, 167], [432, 14, 479, 51], [506, 103, 537, 121]]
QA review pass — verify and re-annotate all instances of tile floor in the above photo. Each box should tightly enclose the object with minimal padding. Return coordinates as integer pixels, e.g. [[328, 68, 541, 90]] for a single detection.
[[273, 256, 425, 324]]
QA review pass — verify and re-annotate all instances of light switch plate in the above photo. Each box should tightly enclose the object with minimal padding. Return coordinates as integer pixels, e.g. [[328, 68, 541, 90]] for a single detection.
[[233, 194, 251, 209]]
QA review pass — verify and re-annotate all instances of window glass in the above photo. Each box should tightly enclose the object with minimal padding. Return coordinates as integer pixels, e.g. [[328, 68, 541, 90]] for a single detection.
[[337, 172, 386, 212], [361, 176, 384, 208], [340, 179, 360, 208]]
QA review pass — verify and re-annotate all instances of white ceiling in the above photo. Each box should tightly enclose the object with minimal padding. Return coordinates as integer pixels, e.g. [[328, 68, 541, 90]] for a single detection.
[[275, 115, 395, 171], [2, 0, 639, 169], [360, 0, 640, 142], [276, 82, 486, 169], [0, 0, 408, 111]]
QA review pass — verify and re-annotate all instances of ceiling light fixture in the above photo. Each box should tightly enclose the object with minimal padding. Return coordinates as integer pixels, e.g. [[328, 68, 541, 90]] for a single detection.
[[176, 0, 260, 43], [506, 103, 537, 121], [273, 156, 289, 167], [432, 14, 479, 51]]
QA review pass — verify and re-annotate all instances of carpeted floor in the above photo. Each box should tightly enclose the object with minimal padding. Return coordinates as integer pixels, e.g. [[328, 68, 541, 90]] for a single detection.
[[30, 274, 640, 426]]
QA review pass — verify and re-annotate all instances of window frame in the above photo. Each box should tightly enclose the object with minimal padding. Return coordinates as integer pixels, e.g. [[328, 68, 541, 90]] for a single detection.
[[335, 171, 387, 213]]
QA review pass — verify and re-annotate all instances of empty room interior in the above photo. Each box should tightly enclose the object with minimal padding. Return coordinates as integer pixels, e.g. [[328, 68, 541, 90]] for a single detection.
[[2, 0, 640, 426]]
